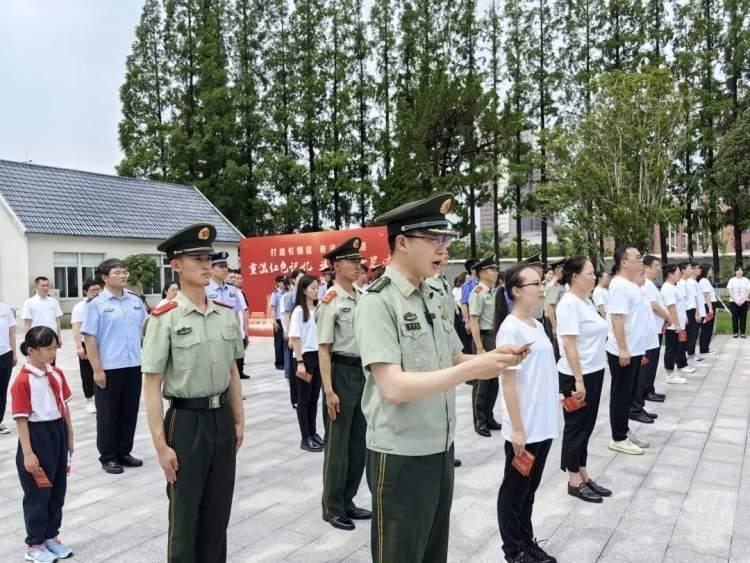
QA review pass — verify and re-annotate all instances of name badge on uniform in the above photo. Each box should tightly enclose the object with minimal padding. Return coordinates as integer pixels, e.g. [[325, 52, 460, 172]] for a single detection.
[[405, 322, 421, 331], [176, 327, 193, 336], [103, 307, 114, 313], [133, 305, 142, 310], [341, 307, 352, 313], [404, 312, 418, 322]]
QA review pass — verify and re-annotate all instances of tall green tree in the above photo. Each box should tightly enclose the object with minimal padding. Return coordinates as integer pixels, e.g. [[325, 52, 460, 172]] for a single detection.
[[118, 0, 170, 180], [599, 0, 646, 72], [717, 108, 750, 264], [352, 0, 374, 225], [370, 0, 396, 181]]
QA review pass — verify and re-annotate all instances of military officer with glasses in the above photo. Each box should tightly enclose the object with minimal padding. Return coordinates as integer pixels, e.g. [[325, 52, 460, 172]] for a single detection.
[[141, 224, 246, 563], [354, 192, 526, 563]]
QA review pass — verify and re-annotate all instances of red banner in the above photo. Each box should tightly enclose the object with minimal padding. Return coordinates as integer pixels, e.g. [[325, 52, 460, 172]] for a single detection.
[[240, 227, 390, 317]]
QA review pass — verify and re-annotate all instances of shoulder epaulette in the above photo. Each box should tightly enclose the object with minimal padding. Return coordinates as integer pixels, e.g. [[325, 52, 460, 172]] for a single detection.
[[151, 301, 178, 316], [367, 276, 391, 293], [473, 285, 483, 293], [213, 300, 233, 309], [321, 289, 337, 304], [125, 289, 138, 297]]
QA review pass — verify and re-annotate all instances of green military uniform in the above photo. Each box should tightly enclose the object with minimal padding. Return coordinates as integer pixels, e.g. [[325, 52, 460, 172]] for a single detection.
[[316, 237, 371, 530], [354, 193, 464, 563], [468, 257, 501, 435], [141, 224, 245, 563]]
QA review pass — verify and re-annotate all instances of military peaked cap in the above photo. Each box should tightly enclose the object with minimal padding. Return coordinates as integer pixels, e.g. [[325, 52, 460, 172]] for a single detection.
[[158, 223, 216, 259], [324, 237, 364, 262], [373, 192, 456, 237], [473, 256, 499, 273]]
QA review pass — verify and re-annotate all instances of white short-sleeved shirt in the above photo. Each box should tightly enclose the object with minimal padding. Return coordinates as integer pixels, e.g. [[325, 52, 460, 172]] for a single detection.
[[70, 299, 88, 325], [496, 314, 559, 444], [727, 276, 750, 303], [0, 303, 17, 356], [592, 287, 609, 310], [606, 276, 650, 356], [661, 281, 687, 330], [289, 305, 319, 353], [642, 279, 666, 334], [687, 279, 704, 318], [11, 363, 72, 422], [21, 295, 62, 332], [680, 279, 697, 311], [556, 293, 607, 375], [637, 288, 660, 351], [698, 278, 717, 303]]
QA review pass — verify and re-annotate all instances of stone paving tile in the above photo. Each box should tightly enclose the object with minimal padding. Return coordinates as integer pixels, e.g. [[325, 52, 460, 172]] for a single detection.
[[0, 333, 748, 562]]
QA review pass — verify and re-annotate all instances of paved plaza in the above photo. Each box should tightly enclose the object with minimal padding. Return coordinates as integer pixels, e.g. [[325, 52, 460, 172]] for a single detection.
[[0, 332, 748, 562]]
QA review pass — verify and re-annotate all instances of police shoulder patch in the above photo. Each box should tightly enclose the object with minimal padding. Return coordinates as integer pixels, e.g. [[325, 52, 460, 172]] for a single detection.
[[213, 300, 233, 309], [151, 301, 178, 317], [473, 285, 483, 293], [321, 289, 337, 304], [367, 276, 391, 293]]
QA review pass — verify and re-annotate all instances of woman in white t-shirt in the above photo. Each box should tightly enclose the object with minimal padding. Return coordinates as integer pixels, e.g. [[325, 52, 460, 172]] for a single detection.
[[495, 263, 559, 563], [71, 279, 102, 414], [591, 271, 610, 318], [288, 275, 323, 452], [0, 301, 17, 434], [660, 264, 690, 383], [156, 281, 180, 308], [697, 264, 717, 354], [727, 264, 750, 338], [556, 257, 610, 504]]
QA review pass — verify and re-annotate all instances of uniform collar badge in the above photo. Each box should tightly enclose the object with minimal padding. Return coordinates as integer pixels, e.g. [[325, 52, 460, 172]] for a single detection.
[[404, 312, 418, 322]]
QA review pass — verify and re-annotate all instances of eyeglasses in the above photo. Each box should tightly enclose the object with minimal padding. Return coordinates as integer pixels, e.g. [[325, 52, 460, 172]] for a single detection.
[[403, 234, 453, 248], [109, 270, 129, 277], [518, 281, 542, 288]]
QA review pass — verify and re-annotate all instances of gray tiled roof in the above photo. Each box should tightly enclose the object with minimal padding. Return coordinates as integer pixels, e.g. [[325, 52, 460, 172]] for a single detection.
[[0, 159, 242, 242]]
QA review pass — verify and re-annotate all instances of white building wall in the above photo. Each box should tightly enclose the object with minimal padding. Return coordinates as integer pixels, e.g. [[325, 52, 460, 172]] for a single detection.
[[26, 235, 238, 314], [0, 201, 29, 310]]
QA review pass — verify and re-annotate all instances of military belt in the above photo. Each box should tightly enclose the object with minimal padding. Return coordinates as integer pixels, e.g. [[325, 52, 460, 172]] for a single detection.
[[331, 354, 362, 367], [169, 390, 229, 410]]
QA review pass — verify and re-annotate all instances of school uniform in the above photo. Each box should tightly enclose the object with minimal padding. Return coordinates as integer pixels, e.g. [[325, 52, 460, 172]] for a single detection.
[[496, 315, 559, 561], [81, 288, 147, 467], [0, 303, 17, 426], [71, 299, 94, 400], [289, 305, 321, 443], [11, 363, 72, 547]]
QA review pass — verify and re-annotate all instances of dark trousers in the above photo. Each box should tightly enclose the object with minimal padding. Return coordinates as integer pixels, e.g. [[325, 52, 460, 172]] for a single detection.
[[366, 445, 454, 563], [498, 439, 552, 559], [699, 308, 715, 353], [472, 331, 499, 429], [686, 308, 699, 356], [456, 313, 473, 355], [95, 366, 141, 464], [0, 350, 13, 424], [78, 357, 94, 400], [664, 330, 687, 370], [543, 317, 561, 361], [607, 352, 642, 442], [235, 338, 248, 377], [560, 370, 604, 473], [273, 320, 285, 369], [647, 334, 663, 394], [730, 302, 748, 335], [284, 343, 299, 407], [164, 402, 236, 563], [322, 360, 367, 518], [16, 419, 68, 546], [631, 346, 660, 414], [297, 352, 321, 440]]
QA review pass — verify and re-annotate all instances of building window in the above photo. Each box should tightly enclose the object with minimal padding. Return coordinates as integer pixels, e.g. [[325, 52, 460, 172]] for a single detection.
[[140, 255, 180, 296], [53, 253, 105, 299]]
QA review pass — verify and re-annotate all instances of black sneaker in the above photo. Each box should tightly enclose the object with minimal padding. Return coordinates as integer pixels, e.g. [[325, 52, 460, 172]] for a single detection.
[[733, 333, 740, 339], [506, 551, 537, 563], [525, 539, 557, 563]]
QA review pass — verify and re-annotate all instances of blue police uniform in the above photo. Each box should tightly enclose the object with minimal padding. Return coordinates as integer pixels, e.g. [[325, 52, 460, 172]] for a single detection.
[[81, 288, 147, 469], [205, 280, 246, 314]]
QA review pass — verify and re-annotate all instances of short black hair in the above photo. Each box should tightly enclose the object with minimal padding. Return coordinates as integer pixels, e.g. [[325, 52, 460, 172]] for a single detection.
[[612, 245, 638, 275], [34, 276, 49, 285], [662, 264, 679, 279], [736, 263, 745, 272], [677, 261, 690, 272], [20, 326, 59, 356], [291, 268, 306, 280], [82, 278, 101, 293], [95, 258, 125, 284], [643, 255, 660, 268]]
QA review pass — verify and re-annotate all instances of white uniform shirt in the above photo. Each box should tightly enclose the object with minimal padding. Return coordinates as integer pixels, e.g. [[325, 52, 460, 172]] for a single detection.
[[556, 293, 608, 375], [606, 276, 650, 356], [592, 287, 609, 311], [661, 281, 687, 331], [21, 295, 62, 332], [637, 286, 660, 351], [680, 279, 697, 311], [727, 276, 750, 303], [642, 279, 666, 335], [496, 314, 559, 444], [0, 303, 16, 356], [698, 278, 717, 304], [289, 305, 319, 353], [687, 278, 704, 318], [70, 299, 88, 325]]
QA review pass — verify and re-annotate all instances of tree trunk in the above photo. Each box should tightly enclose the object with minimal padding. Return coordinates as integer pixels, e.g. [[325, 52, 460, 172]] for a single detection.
[[515, 183, 523, 260], [469, 180, 477, 258], [493, 177, 500, 258], [659, 220, 669, 264]]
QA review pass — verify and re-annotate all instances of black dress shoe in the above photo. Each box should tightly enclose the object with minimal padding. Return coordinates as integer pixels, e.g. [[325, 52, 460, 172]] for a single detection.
[[488, 420, 502, 430], [475, 426, 491, 438], [629, 411, 654, 424], [102, 461, 124, 474], [506, 552, 537, 563], [645, 392, 665, 403], [525, 539, 558, 563], [323, 513, 355, 531], [312, 433, 325, 447], [585, 479, 612, 497], [567, 482, 602, 503], [118, 454, 143, 467], [300, 438, 323, 452], [346, 507, 372, 520], [643, 409, 658, 420], [454, 458, 462, 468]]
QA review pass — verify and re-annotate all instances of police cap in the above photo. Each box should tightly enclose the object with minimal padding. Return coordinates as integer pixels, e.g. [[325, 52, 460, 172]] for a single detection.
[[373, 192, 456, 238], [211, 251, 229, 267]]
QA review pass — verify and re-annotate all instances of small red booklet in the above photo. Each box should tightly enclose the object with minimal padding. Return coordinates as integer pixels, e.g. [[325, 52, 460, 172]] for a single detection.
[[32, 468, 52, 488], [511, 449, 536, 477], [561, 396, 587, 413], [641, 356, 650, 366], [678, 330, 688, 343]]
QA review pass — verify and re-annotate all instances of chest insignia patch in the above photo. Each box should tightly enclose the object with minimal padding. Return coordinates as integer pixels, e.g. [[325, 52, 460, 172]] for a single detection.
[[405, 322, 421, 331], [103, 307, 114, 313], [341, 307, 352, 313], [404, 312, 418, 322], [176, 327, 193, 336], [208, 293, 218, 299], [134, 305, 142, 310]]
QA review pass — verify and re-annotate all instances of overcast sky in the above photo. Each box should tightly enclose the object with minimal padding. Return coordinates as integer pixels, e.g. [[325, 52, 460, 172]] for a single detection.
[[0, 1, 145, 174]]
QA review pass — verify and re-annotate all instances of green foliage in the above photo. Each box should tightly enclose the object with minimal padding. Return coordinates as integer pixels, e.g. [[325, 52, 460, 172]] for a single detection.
[[123, 254, 159, 295]]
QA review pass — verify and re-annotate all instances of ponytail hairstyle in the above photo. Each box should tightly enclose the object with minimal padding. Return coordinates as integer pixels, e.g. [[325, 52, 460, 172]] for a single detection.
[[561, 256, 589, 286], [294, 275, 319, 323], [95, 258, 125, 285], [20, 326, 59, 357], [697, 263, 712, 282], [662, 263, 678, 282], [494, 263, 536, 334]]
